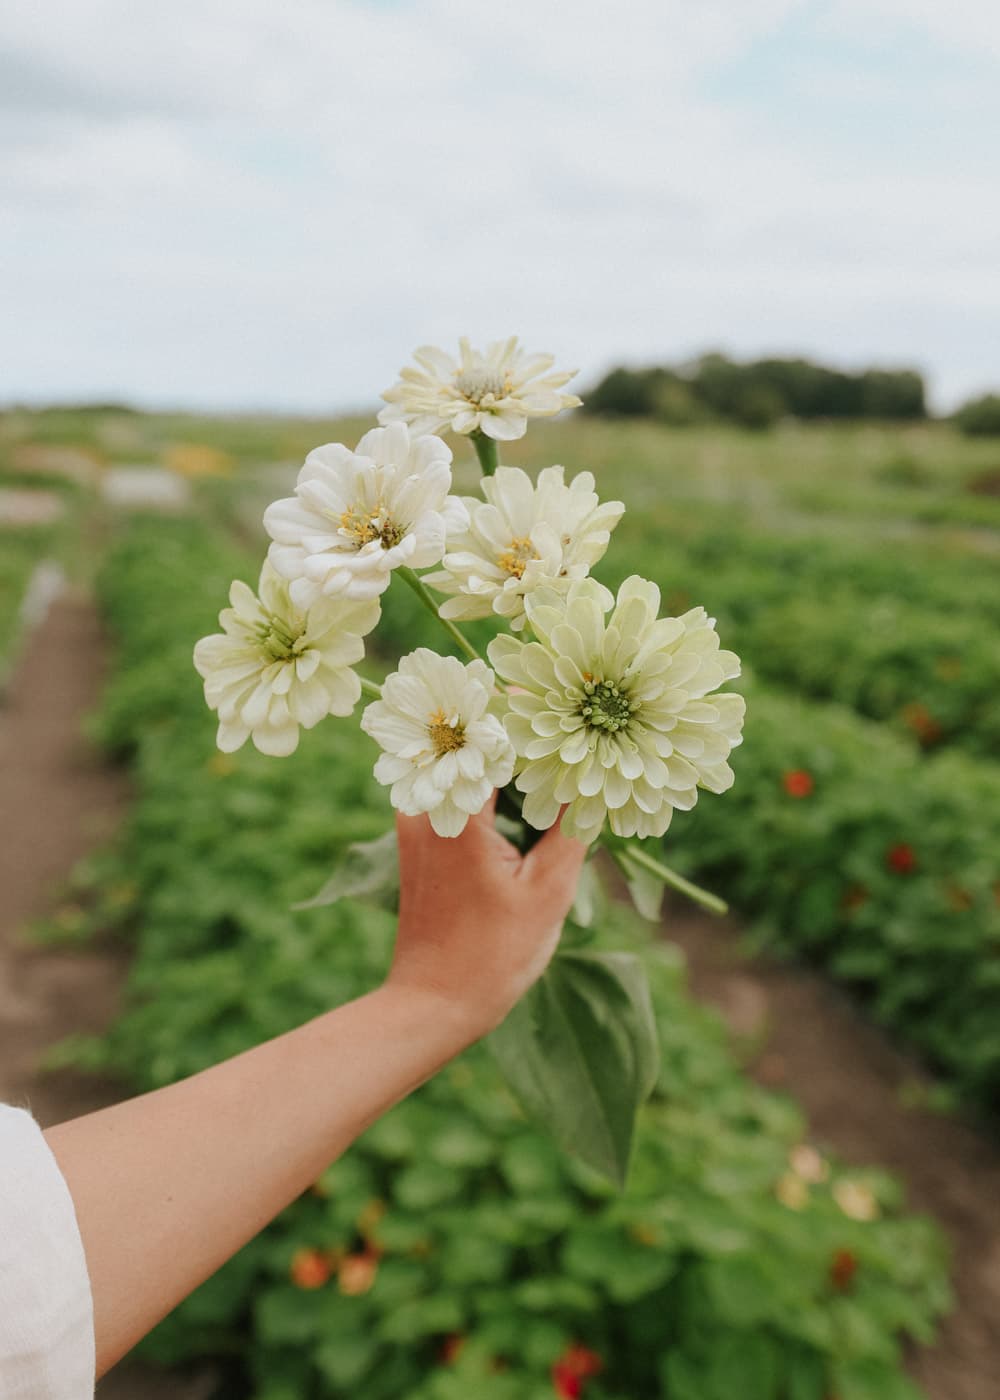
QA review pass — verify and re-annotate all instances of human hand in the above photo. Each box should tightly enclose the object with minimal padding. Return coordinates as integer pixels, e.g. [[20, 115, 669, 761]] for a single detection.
[[387, 794, 588, 1042]]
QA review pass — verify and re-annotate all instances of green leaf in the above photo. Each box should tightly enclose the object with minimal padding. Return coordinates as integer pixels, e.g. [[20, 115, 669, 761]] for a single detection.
[[617, 849, 665, 922], [571, 858, 603, 927], [707, 1332, 780, 1400], [292, 829, 398, 910], [487, 948, 659, 1187], [315, 1332, 380, 1387]]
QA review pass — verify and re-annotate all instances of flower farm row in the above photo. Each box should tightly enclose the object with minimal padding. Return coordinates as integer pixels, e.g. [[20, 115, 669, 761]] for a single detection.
[[50, 514, 947, 1400], [596, 518, 1000, 761]]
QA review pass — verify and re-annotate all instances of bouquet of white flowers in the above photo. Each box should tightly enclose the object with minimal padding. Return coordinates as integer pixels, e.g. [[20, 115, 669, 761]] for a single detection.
[[194, 336, 745, 1184]]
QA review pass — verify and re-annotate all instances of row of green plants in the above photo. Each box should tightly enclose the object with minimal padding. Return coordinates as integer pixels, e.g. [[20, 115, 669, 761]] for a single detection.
[[596, 520, 1000, 760], [49, 515, 948, 1400], [664, 687, 1000, 1110]]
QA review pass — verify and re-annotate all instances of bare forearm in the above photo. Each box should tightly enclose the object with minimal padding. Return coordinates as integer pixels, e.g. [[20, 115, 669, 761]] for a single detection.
[[45, 983, 474, 1378]]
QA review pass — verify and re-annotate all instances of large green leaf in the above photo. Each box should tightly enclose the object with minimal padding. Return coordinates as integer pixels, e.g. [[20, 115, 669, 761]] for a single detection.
[[292, 828, 398, 910], [488, 947, 659, 1187]]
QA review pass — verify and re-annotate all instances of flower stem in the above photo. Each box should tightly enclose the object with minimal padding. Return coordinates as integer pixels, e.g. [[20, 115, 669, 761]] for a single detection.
[[358, 676, 383, 701], [471, 432, 499, 477], [397, 566, 484, 663], [606, 839, 728, 917]]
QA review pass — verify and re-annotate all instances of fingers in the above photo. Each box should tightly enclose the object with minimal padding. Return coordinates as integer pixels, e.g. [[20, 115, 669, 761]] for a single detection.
[[523, 806, 589, 890]]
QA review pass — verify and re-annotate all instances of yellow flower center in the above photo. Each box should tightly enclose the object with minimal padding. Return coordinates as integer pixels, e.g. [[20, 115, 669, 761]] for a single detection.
[[338, 504, 404, 551], [454, 368, 514, 405], [427, 707, 466, 756], [497, 535, 538, 579]]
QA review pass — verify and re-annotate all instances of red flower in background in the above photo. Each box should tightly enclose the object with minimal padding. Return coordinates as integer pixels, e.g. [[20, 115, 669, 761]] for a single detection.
[[783, 769, 814, 798], [886, 843, 917, 874], [900, 702, 943, 747], [830, 1248, 859, 1292], [439, 1334, 465, 1366], [552, 1345, 603, 1398]]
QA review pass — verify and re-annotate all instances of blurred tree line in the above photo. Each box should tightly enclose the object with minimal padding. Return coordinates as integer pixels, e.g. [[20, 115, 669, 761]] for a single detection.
[[585, 353, 928, 429], [953, 393, 1000, 437]]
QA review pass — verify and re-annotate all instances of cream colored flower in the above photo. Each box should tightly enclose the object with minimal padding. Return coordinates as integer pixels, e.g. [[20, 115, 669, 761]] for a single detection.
[[378, 336, 582, 441], [424, 465, 624, 631], [789, 1144, 829, 1184], [193, 562, 379, 757], [361, 649, 515, 837], [263, 423, 467, 609], [775, 1173, 809, 1211], [833, 1180, 880, 1222], [488, 576, 744, 843]]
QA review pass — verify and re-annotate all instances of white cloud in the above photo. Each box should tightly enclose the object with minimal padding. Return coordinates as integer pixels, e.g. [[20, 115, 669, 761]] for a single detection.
[[1, 0, 997, 410]]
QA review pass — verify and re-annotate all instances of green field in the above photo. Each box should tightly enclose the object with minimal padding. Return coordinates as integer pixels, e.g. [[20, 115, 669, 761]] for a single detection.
[[7, 404, 999, 1398]]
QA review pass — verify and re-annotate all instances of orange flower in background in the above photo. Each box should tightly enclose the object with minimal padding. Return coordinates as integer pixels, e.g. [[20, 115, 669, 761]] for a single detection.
[[783, 769, 814, 798], [338, 1246, 380, 1296], [886, 843, 917, 874], [830, 1248, 859, 1292], [552, 1344, 603, 1398], [289, 1247, 331, 1290]]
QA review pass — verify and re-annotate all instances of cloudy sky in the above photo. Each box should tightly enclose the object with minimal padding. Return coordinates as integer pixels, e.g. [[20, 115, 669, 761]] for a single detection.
[[2, 0, 998, 412]]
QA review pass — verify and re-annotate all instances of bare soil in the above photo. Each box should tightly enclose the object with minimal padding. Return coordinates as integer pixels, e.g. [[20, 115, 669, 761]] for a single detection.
[[666, 902, 1000, 1400]]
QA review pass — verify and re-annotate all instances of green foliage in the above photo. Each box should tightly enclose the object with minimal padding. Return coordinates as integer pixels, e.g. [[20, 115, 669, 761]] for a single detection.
[[594, 521, 1000, 759], [54, 514, 948, 1398], [488, 950, 659, 1186], [585, 355, 927, 427], [665, 687, 1000, 1108], [954, 392, 1000, 437]]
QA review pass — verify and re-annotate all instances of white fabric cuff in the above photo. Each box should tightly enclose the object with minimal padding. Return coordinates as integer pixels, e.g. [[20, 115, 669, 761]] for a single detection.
[[0, 1104, 96, 1399]]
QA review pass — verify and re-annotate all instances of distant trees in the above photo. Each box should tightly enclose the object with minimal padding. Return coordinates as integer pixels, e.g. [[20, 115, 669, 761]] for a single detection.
[[954, 393, 1000, 437], [584, 353, 928, 428]]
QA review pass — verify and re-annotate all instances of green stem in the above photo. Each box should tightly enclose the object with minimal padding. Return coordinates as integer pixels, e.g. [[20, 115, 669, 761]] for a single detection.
[[358, 676, 383, 701], [397, 566, 484, 663], [606, 840, 728, 917], [471, 432, 499, 476]]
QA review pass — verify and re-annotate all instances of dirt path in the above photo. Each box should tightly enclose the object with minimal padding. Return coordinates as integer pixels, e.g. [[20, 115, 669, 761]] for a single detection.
[[0, 593, 212, 1400], [666, 902, 1000, 1400]]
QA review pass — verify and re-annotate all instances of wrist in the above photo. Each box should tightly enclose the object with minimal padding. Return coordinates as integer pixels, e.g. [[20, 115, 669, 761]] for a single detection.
[[372, 978, 489, 1056]]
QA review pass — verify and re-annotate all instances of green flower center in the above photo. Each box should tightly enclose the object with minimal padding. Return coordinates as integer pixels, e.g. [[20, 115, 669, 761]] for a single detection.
[[580, 676, 637, 733], [255, 615, 301, 662], [454, 368, 512, 405], [428, 707, 466, 756]]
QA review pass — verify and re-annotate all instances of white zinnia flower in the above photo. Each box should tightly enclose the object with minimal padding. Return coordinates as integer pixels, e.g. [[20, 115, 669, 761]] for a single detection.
[[423, 465, 625, 631], [263, 423, 467, 609], [488, 576, 745, 843], [378, 336, 582, 441], [361, 649, 515, 837], [193, 562, 379, 757]]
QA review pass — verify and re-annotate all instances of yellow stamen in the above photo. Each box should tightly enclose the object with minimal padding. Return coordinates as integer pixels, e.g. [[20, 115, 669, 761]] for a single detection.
[[497, 535, 538, 580], [428, 707, 466, 755], [338, 504, 403, 550]]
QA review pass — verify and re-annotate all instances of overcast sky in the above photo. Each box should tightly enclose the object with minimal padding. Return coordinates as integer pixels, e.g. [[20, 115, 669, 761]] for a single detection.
[[2, 0, 999, 413]]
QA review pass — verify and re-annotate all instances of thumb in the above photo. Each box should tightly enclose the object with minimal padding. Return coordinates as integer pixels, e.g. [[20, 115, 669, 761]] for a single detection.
[[523, 807, 589, 891]]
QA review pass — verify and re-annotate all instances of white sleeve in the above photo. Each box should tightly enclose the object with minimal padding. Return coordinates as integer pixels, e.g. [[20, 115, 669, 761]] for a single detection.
[[0, 1105, 95, 1399]]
